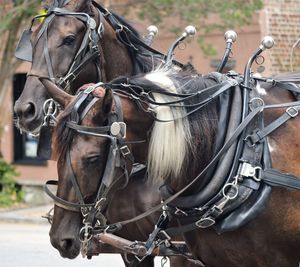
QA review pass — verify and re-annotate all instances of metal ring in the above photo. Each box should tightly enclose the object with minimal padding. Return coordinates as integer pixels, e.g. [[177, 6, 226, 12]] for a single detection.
[[255, 55, 265, 65], [222, 182, 239, 200], [79, 225, 93, 242], [43, 99, 58, 116], [253, 167, 262, 182]]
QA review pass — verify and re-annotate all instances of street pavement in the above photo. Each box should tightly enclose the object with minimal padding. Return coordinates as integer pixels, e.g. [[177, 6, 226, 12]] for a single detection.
[[0, 222, 125, 267], [0, 205, 169, 267]]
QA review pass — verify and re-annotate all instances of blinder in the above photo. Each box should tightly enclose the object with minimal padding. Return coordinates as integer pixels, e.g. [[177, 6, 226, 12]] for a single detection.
[[15, 29, 33, 62], [15, 14, 47, 62]]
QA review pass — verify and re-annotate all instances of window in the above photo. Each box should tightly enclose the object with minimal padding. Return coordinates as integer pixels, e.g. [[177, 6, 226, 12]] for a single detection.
[[13, 73, 46, 165]]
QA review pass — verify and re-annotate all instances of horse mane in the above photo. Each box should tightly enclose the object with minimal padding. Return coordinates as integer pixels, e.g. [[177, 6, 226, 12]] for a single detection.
[[53, 68, 218, 185], [104, 9, 164, 73], [52, 99, 78, 162], [109, 67, 219, 183]]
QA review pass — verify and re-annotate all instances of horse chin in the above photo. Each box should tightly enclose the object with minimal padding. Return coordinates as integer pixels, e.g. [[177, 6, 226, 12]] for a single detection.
[[58, 246, 80, 259], [15, 116, 43, 136]]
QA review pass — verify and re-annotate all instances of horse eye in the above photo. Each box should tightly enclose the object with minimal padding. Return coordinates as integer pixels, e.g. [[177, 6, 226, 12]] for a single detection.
[[86, 155, 100, 164], [62, 35, 76, 46]]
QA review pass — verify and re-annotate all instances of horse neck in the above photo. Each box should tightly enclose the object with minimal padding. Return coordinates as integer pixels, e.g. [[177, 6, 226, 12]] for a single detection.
[[100, 17, 134, 81], [120, 95, 153, 163]]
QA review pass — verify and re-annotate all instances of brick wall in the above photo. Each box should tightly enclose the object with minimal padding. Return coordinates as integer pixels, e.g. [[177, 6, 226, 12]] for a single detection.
[[263, 0, 300, 74]]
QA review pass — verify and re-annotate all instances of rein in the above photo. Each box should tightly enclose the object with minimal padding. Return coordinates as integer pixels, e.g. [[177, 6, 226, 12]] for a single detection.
[[87, 76, 300, 236], [45, 75, 300, 236]]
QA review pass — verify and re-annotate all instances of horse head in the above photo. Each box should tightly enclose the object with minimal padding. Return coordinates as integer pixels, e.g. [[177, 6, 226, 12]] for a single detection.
[[40, 77, 151, 258], [14, 0, 134, 134]]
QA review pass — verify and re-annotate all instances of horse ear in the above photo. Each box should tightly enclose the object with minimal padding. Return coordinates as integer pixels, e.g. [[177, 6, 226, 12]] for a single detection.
[[39, 78, 73, 108], [102, 88, 113, 115]]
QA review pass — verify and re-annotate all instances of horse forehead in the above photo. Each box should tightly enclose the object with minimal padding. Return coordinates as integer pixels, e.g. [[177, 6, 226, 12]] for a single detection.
[[48, 16, 84, 35], [72, 135, 102, 153]]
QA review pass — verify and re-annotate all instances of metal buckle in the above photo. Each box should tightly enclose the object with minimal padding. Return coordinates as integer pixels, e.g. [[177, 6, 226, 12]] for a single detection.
[[158, 230, 171, 242], [239, 162, 262, 182], [227, 78, 238, 87], [286, 107, 299, 118], [120, 145, 131, 157], [195, 217, 215, 228], [174, 207, 188, 216], [95, 198, 106, 210], [84, 85, 96, 94], [244, 135, 256, 147], [64, 72, 76, 84], [102, 8, 111, 17]]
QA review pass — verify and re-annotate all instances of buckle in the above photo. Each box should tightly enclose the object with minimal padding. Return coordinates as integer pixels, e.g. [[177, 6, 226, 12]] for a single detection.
[[84, 85, 96, 94], [286, 107, 299, 118], [174, 207, 188, 216], [64, 73, 76, 84], [195, 217, 215, 228], [120, 145, 131, 157], [244, 134, 256, 147], [227, 78, 238, 87], [158, 230, 171, 242], [239, 162, 262, 182]]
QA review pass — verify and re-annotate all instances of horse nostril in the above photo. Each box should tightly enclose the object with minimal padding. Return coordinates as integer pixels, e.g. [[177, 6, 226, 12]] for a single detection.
[[60, 238, 74, 251], [15, 102, 36, 119]]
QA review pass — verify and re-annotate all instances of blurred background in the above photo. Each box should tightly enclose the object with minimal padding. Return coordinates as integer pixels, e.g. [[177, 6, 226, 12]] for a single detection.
[[1, 0, 300, 207], [0, 0, 300, 267]]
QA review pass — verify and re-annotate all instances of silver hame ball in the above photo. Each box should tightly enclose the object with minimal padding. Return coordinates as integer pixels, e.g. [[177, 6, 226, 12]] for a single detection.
[[147, 25, 158, 35], [261, 36, 275, 49], [184, 25, 196, 36], [224, 30, 237, 43]]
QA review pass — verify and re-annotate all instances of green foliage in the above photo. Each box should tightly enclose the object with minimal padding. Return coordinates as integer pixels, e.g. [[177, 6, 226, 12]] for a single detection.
[[134, 0, 264, 56], [0, 159, 22, 207], [0, 0, 264, 56], [0, 0, 39, 31]]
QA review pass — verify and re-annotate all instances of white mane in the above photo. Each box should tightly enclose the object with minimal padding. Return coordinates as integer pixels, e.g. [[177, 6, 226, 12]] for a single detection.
[[145, 68, 192, 183]]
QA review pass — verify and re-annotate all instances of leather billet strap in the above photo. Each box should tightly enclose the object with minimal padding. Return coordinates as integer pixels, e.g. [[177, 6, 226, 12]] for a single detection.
[[262, 169, 300, 190], [246, 105, 300, 145]]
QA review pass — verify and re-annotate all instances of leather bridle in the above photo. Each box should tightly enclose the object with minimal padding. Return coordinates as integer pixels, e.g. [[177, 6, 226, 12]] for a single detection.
[[25, 6, 103, 90], [43, 83, 136, 255], [44, 84, 134, 221]]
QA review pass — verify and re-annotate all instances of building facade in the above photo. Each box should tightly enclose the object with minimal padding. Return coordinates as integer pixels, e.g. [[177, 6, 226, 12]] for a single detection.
[[0, 0, 299, 203]]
